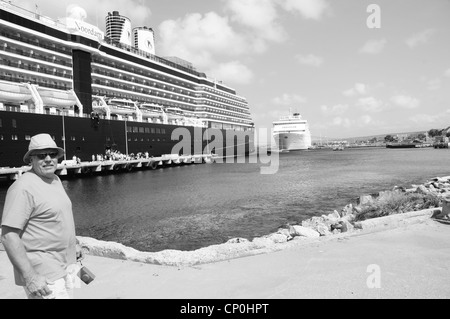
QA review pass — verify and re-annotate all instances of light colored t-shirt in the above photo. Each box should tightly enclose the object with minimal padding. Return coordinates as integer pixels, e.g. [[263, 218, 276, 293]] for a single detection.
[[1, 172, 77, 286]]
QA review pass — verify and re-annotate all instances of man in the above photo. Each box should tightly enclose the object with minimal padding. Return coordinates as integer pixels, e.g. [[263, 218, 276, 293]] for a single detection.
[[1, 133, 82, 299]]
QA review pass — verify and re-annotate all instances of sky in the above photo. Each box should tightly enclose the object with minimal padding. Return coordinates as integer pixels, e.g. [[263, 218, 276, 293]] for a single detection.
[[12, 0, 450, 140]]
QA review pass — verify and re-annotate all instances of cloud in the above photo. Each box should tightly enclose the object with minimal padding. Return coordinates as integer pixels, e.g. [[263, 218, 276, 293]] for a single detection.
[[356, 97, 384, 112], [343, 83, 367, 97], [445, 68, 450, 77], [405, 29, 436, 48], [295, 54, 323, 67], [272, 93, 307, 106], [209, 61, 253, 85], [225, 0, 287, 43], [280, 0, 331, 20], [409, 113, 440, 124], [331, 115, 383, 130], [426, 78, 441, 91], [359, 38, 387, 54], [321, 104, 349, 116], [390, 95, 420, 109], [332, 117, 352, 128], [66, 5, 87, 21], [358, 115, 373, 126], [158, 12, 248, 68]]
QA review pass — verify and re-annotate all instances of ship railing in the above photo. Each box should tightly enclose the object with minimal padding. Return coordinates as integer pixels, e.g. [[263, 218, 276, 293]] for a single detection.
[[103, 38, 204, 78], [0, 0, 68, 31]]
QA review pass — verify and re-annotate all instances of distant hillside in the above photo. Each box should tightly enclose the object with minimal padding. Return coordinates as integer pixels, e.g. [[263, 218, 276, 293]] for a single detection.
[[313, 131, 427, 143]]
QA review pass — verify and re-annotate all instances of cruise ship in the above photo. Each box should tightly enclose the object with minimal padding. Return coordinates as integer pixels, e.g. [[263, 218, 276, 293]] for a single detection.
[[0, 2, 254, 168], [272, 112, 312, 151]]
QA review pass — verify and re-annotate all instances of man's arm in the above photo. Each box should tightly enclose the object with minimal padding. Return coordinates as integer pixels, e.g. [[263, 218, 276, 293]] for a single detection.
[[1, 226, 52, 297]]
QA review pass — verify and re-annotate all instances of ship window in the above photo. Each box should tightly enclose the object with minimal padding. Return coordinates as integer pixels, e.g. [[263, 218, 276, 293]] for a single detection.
[[145, 128, 150, 133], [25, 135, 31, 141], [0, 119, 2, 127], [0, 135, 3, 140], [133, 127, 138, 133], [161, 129, 166, 134], [156, 128, 161, 134], [151, 128, 155, 134], [139, 127, 144, 133], [12, 134, 18, 141], [12, 119, 17, 128]]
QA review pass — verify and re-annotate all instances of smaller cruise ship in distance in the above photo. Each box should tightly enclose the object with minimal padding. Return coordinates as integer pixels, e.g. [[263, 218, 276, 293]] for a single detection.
[[273, 112, 312, 151]]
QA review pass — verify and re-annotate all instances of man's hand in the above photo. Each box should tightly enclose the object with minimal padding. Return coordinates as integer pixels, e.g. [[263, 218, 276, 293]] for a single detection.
[[24, 273, 52, 298]]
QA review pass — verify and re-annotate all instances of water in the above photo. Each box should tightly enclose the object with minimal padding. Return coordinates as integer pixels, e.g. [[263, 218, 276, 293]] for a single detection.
[[1, 147, 449, 252]]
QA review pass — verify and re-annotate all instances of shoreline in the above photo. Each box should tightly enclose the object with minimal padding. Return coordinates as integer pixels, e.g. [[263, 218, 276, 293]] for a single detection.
[[1, 175, 449, 263], [73, 174, 450, 267]]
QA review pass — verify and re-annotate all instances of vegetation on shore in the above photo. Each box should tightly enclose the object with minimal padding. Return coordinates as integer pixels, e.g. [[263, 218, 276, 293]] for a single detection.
[[353, 191, 441, 222]]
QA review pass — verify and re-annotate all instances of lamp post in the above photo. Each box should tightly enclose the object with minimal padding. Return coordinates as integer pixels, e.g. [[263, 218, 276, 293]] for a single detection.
[[124, 117, 129, 156], [62, 112, 67, 161]]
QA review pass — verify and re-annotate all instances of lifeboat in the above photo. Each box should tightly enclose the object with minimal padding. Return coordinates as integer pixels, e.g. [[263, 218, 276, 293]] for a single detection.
[[0, 81, 32, 102], [36, 87, 78, 107]]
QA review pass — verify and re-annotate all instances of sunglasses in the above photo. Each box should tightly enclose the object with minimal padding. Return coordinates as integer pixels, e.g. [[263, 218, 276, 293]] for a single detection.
[[32, 152, 59, 160]]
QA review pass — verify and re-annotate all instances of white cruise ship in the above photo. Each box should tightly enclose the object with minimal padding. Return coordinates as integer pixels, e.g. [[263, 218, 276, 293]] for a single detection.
[[273, 112, 312, 151]]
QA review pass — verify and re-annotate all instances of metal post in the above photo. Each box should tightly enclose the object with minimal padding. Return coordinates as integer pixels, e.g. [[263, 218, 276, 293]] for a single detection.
[[125, 118, 128, 156], [62, 113, 67, 161]]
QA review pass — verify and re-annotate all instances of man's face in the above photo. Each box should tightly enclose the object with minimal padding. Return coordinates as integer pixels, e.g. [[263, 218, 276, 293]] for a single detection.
[[30, 148, 59, 179]]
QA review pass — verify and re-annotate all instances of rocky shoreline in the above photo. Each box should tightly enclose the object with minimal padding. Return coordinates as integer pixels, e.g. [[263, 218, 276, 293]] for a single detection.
[[73, 175, 450, 267]]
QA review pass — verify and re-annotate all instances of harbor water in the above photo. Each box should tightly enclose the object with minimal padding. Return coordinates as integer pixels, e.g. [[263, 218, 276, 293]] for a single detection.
[[1, 147, 449, 252]]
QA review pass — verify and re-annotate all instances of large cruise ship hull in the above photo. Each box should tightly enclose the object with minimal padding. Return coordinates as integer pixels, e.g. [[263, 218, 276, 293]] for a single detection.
[[0, 111, 254, 168], [274, 132, 311, 151]]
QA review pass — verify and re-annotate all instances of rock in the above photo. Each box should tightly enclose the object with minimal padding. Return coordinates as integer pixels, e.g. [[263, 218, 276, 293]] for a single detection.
[[327, 211, 341, 220], [331, 223, 343, 231], [316, 224, 332, 236], [340, 204, 353, 217], [392, 186, 406, 192], [340, 213, 355, 224], [267, 233, 290, 243], [340, 220, 354, 232], [227, 238, 250, 244], [416, 185, 429, 194], [359, 195, 373, 205], [353, 208, 435, 231], [290, 225, 320, 238], [277, 228, 293, 241]]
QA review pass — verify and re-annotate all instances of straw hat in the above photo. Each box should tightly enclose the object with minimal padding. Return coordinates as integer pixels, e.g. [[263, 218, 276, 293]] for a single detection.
[[23, 134, 65, 164]]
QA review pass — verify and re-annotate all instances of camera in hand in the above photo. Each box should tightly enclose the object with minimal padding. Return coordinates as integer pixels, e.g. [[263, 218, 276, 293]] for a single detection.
[[77, 266, 96, 285]]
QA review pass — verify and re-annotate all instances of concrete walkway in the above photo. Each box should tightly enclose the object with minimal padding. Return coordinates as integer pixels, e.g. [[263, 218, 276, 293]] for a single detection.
[[1, 217, 449, 299]]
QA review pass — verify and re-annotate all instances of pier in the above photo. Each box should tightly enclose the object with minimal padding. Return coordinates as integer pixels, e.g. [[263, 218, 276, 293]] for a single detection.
[[0, 154, 218, 182]]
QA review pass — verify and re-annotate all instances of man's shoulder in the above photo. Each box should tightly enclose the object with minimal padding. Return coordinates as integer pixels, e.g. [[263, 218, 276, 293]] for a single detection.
[[7, 172, 38, 191]]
